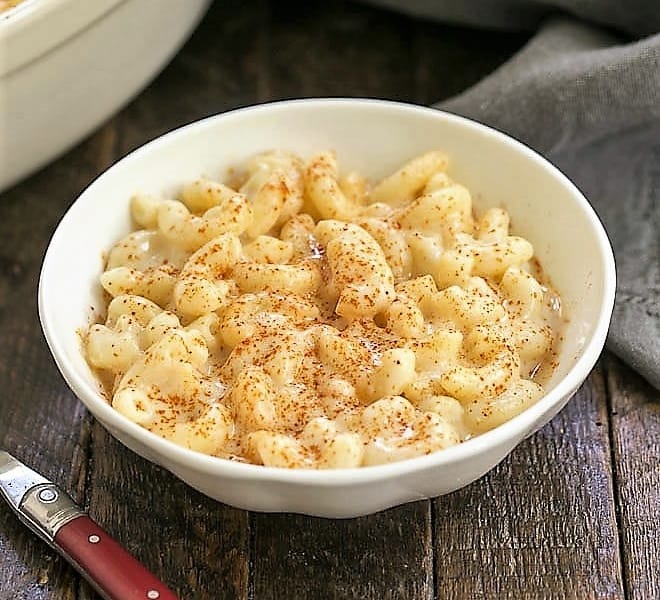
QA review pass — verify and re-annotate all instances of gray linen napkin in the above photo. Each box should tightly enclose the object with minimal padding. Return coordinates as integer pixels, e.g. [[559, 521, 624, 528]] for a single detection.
[[366, 0, 660, 35], [440, 19, 660, 389], [368, 1, 660, 388]]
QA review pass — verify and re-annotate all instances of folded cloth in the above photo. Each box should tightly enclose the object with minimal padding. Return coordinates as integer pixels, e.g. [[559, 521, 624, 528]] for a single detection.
[[440, 19, 660, 389], [366, 1, 660, 388], [364, 0, 660, 35], [551, 121, 660, 390]]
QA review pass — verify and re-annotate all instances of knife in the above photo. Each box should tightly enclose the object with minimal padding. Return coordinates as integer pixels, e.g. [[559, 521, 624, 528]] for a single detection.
[[0, 450, 178, 600]]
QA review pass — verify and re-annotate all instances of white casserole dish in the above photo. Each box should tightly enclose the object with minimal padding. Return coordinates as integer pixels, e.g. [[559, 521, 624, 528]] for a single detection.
[[0, 0, 211, 191]]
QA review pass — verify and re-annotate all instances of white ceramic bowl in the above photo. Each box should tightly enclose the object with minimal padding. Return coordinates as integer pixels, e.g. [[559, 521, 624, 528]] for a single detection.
[[39, 99, 615, 517], [0, 0, 211, 192]]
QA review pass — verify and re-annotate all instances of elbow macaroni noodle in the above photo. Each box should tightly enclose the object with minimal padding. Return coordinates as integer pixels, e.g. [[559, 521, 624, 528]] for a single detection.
[[0, 0, 24, 13], [85, 149, 563, 468]]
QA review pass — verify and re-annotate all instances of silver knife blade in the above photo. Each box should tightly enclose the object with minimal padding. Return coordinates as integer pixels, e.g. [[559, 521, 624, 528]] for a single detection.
[[0, 450, 85, 545], [0, 450, 49, 510]]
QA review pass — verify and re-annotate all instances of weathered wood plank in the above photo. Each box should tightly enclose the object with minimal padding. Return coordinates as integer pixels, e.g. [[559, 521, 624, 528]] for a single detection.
[[78, 424, 249, 600], [413, 19, 529, 105], [263, 0, 414, 101], [605, 354, 660, 600], [433, 364, 625, 599], [252, 504, 433, 600], [0, 123, 118, 599]]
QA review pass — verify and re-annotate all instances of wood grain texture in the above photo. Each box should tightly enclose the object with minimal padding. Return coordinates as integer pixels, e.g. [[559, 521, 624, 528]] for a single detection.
[[413, 18, 529, 104], [252, 503, 433, 600], [605, 354, 660, 600], [78, 424, 249, 600], [0, 126, 114, 599], [265, 0, 414, 101], [433, 365, 625, 600]]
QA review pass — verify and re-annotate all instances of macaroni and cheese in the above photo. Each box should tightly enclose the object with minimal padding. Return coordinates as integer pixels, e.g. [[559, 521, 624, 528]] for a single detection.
[[0, 0, 25, 13], [85, 150, 562, 468]]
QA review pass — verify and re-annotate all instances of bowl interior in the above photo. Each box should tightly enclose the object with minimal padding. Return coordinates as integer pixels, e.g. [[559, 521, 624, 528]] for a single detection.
[[39, 99, 614, 476]]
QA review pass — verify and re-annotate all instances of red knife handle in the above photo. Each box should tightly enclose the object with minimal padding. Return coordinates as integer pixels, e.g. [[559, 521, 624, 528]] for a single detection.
[[54, 515, 178, 600]]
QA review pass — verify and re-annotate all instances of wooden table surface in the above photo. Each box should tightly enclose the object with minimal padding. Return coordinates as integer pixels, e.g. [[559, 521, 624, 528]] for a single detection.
[[1, 1, 658, 598]]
